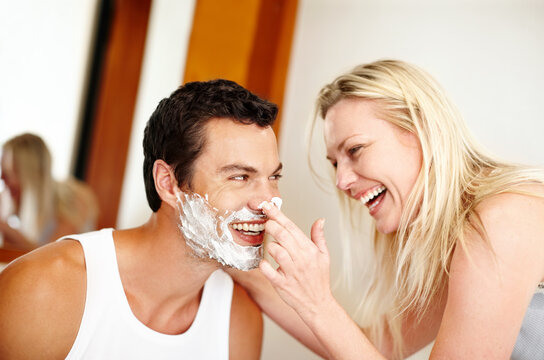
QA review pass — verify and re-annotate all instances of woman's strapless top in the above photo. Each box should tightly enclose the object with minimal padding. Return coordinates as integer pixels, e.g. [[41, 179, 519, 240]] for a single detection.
[[511, 283, 544, 359]]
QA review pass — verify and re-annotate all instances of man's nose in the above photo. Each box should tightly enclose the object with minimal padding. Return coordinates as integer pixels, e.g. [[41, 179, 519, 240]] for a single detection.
[[335, 160, 357, 191], [247, 181, 280, 211]]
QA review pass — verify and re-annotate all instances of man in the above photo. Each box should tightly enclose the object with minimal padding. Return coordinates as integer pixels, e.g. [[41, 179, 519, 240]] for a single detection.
[[0, 79, 282, 359]]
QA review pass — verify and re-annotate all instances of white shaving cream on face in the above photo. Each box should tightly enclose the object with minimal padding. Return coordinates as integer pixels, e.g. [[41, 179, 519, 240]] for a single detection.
[[176, 192, 282, 271]]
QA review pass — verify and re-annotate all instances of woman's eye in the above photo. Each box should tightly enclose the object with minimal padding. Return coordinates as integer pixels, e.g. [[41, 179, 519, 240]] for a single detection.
[[269, 174, 283, 181], [348, 145, 363, 156]]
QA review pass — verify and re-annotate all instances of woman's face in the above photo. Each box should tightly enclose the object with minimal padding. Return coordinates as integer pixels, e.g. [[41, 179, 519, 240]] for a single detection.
[[324, 98, 422, 234], [1, 149, 21, 209]]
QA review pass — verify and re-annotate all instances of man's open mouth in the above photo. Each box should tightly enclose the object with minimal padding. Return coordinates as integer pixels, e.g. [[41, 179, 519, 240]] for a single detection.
[[229, 220, 267, 246], [230, 221, 265, 236]]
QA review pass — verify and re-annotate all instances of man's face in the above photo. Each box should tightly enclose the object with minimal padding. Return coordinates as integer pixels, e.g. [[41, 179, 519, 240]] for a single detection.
[[177, 117, 282, 268]]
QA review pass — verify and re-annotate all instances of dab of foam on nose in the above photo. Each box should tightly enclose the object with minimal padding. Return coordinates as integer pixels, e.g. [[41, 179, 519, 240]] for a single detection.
[[258, 197, 283, 210]]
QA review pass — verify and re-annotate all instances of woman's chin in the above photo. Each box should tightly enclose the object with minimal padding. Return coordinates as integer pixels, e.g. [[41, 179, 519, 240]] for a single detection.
[[375, 220, 399, 235]]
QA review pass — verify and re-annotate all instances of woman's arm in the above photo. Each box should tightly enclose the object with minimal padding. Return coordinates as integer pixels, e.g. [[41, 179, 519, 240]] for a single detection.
[[0, 220, 36, 251], [257, 189, 544, 359], [259, 202, 384, 359], [227, 267, 330, 359], [229, 263, 443, 359], [431, 189, 544, 358]]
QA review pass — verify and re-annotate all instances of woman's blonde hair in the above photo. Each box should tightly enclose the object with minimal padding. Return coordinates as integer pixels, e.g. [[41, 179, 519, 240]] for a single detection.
[[311, 59, 544, 358], [2, 134, 99, 245], [3, 133, 55, 243]]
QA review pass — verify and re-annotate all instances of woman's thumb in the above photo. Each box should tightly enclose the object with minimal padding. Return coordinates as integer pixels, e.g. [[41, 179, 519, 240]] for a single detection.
[[310, 218, 327, 252]]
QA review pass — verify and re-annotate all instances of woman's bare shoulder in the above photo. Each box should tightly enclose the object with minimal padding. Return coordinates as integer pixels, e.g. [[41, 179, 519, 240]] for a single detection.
[[464, 182, 544, 279], [473, 183, 544, 257], [432, 183, 544, 357], [475, 182, 544, 211]]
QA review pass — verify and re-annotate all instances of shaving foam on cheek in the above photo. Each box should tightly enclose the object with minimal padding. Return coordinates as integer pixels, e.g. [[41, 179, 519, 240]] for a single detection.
[[175, 191, 263, 271]]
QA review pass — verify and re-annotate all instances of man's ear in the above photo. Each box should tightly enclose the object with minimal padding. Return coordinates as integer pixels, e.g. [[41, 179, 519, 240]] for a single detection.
[[153, 160, 182, 208]]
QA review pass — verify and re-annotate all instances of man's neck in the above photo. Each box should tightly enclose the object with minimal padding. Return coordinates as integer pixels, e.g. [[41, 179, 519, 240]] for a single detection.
[[112, 211, 220, 334]]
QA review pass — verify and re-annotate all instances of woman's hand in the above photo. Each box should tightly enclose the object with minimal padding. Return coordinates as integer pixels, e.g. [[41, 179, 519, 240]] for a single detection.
[[226, 264, 331, 359], [0, 220, 34, 251], [259, 201, 334, 322], [259, 202, 384, 360]]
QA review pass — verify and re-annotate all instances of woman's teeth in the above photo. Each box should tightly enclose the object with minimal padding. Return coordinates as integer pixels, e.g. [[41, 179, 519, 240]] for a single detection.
[[231, 223, 265, 233], [361, 185, 386, 205]]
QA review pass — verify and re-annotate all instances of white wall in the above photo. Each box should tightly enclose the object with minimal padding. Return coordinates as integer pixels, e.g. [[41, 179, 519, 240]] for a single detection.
[[0, 0, 98, 179], [272, 0, 544, 359], [116, 0, 196, 230]]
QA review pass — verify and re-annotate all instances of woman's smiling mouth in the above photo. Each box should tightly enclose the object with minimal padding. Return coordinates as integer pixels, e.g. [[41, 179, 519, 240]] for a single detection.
[[359, 185, 387, 213]]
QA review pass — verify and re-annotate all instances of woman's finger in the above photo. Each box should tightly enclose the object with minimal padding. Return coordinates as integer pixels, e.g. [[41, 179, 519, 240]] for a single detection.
[[262, 202, 312, 246], [310, 218, 329, 255], [265, 219, 302, 256], [259, 259, 283, 287], [266, 241, 296, 275]]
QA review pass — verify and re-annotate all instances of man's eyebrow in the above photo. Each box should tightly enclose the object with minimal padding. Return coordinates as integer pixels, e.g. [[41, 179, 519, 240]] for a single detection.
[[272, 163, 283, 174], [218, 164, 258, 174], [217, 162, 283, 174]]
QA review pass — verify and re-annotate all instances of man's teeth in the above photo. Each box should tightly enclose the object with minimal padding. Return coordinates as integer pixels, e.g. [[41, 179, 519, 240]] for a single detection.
[[361, 186, 386, 205], [231, 223, 265, 232]]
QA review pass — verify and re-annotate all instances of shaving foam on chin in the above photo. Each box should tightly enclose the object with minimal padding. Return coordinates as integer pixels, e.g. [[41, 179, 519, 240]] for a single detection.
[[176, 191, 265, 271]]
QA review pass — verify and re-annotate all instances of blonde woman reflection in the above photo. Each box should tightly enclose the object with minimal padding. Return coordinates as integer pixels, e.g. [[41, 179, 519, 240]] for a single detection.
[[231, 60, 544, 359], [0, 133, 98, 250]]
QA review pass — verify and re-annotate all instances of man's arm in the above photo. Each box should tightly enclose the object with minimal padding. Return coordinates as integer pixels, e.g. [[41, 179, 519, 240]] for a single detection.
[[229, 283, 263, 360], [0, 240, 86, 359]]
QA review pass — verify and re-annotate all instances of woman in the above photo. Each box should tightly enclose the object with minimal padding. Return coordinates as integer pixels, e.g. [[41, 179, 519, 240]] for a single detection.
[[1, 133, 99, 250], [232, 60, 544, 359]]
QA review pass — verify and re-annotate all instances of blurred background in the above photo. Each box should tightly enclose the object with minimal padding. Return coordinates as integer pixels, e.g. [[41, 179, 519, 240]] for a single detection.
[[1, 0, 543, 358]]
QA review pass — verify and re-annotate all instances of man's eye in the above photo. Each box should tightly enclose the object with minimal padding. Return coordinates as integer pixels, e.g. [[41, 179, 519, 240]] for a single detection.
[[269, 174, 283, 181], [230, 175, 248, 181]]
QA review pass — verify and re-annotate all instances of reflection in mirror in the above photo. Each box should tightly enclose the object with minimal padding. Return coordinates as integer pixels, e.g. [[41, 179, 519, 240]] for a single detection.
[[0, 0, 100, 266]]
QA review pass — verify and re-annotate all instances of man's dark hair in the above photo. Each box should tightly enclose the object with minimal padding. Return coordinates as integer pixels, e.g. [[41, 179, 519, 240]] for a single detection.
[[143, 79, 278, 211]]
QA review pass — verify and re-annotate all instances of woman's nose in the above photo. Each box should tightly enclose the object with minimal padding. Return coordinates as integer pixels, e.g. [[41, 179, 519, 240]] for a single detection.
[[335, 161, 357, 191]]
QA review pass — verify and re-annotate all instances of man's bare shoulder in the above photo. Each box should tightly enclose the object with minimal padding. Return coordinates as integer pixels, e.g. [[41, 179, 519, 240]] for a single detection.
[[0, 239, 87, 294], [0, 239, 87, 359], [229, 281, 263, 360]]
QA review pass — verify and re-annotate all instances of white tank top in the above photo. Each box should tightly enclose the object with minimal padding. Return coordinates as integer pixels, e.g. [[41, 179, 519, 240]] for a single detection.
[[62, 228, 233, 360]]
